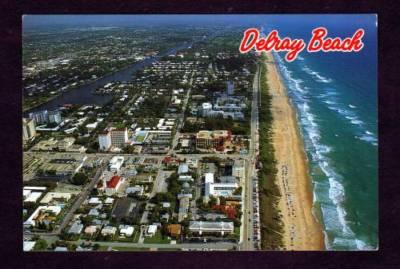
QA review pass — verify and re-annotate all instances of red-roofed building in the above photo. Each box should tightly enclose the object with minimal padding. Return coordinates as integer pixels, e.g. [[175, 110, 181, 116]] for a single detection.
[[212, 205, 237, 219], [105, 176, 123, 196]]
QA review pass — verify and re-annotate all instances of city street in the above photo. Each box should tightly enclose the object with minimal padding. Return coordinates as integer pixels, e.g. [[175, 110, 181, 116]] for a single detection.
[[240, 63, 261, 250]]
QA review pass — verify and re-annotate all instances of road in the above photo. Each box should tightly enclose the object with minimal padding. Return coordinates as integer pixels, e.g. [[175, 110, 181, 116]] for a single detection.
[[77, 240, 236, 251], [240, 63, 261, 250], [25, 151, 245, 160], [57, 160, 109, 233], [168, 74, 194, 155]]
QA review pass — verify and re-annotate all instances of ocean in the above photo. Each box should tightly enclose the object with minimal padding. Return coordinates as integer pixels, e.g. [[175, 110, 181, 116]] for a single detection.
[[263, 15, 378, 250]]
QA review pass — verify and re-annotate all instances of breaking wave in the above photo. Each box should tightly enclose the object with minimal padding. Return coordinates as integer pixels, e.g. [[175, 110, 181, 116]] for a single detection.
[[302, 65, 333, 83]]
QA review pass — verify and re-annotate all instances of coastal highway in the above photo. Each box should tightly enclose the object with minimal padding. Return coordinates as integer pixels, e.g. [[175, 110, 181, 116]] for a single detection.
[[25, 151, 246, 161], [240, 63, 261, 250], [77, 240, 236, 251]]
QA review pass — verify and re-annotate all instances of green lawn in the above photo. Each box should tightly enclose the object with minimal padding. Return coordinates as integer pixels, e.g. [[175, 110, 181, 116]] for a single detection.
[[227, 226, 240, 240], [135, 135, 146, 142], [143, 231, 171, 244]]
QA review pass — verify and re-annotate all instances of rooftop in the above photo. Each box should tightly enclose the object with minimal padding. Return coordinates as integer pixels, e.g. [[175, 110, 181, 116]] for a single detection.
[[107, 176, 121, 189]]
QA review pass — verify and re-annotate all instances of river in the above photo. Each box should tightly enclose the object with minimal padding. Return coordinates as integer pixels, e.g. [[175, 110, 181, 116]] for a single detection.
[[26, 42, 194, 114]]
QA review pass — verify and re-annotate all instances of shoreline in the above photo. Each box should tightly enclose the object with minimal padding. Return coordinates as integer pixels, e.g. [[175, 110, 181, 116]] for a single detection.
[[265, 52, 325, 250]]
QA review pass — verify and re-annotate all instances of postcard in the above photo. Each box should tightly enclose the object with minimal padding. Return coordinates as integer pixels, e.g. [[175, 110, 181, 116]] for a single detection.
[[22, 15, 377, 252]]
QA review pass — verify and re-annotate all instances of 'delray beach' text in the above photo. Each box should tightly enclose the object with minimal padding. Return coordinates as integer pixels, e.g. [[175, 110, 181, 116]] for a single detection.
[[239, 27, 365, 62]]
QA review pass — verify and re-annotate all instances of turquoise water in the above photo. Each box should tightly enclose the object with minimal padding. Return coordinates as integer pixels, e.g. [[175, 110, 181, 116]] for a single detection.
[[264, 15, 377, 250]]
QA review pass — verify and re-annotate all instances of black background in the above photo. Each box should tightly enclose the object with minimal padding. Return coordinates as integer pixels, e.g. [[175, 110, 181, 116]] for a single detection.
[[1, 0, 399, 268]]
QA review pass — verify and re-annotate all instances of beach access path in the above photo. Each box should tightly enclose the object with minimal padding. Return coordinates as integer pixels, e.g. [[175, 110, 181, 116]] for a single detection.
[[265, 53, 325, 250]]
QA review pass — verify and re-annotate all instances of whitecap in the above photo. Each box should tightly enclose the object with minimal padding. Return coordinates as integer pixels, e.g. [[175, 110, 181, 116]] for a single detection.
[[302, 64, 333, 83]]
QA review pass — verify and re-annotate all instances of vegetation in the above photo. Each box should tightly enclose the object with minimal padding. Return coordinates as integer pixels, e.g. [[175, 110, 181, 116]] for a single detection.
[[143, 230, 171, 244], [182, 116, 250, 135], [33, 239, 48, 251], [257, 57, 284, 250], [70, 172, 89, 185]]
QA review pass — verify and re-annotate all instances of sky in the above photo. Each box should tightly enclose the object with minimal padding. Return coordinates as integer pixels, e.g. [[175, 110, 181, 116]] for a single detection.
[[23, 14, 377, 29]]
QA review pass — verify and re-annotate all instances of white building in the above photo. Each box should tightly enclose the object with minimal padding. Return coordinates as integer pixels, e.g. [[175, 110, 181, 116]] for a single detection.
[[88, 197, 102, 205], [119, 225, 134, 237], [147, 224, 157, 236], [98, 128, 128, 151], [205, 182, 239, 198], [23, 118, 36, 141], [101, 226, 117, 236], [178, 175, 194, 182], [99, 131, 112, 151], [23, 241, 36, 252], [48, 110, 62, 124], [189, 221, 234, 235], [204, 173, 214, 184], [86, 122, 98, 132], [29, 110, 48, 125], [24, 192, 42, 203], [202, 102, 212, 117], [109, 156, 124, 172]]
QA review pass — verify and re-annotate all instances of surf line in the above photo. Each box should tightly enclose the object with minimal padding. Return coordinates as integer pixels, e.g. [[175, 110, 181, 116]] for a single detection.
[[239, 27, 365, 62]]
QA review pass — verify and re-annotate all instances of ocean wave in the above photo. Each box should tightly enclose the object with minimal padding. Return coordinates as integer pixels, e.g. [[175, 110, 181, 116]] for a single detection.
[[356, 132, 378, 146], [323, 100, 337, 105], [323, 97, 378, 146], [302, 65, 333, 83], [332, 237, 375, 250]]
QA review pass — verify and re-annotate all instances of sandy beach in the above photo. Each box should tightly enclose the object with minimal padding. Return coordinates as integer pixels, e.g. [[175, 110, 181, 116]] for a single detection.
[[265, 53, 325, 250]]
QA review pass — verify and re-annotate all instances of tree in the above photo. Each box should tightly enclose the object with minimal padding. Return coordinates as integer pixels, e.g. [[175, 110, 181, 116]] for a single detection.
[[161, 224, 169, 239], [123, 145, 136, 154], [93, 243, 100, 251], [219, 196, 226, 206], [80, 215, 94, 226], [34, 239, 48, 251], [71, 172, 88, 185], [208, 195, 217, 207], [77, 124, 88, 135]]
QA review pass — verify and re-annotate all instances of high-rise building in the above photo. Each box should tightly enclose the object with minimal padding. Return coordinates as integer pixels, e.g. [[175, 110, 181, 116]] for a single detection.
[[110, 128, 128, 148], [48, 110, 62, 124], [29, 110, 48, 125], [98, 131, 112, 151], [23, 118, 36, 141], [98, 128, 128, 151]]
